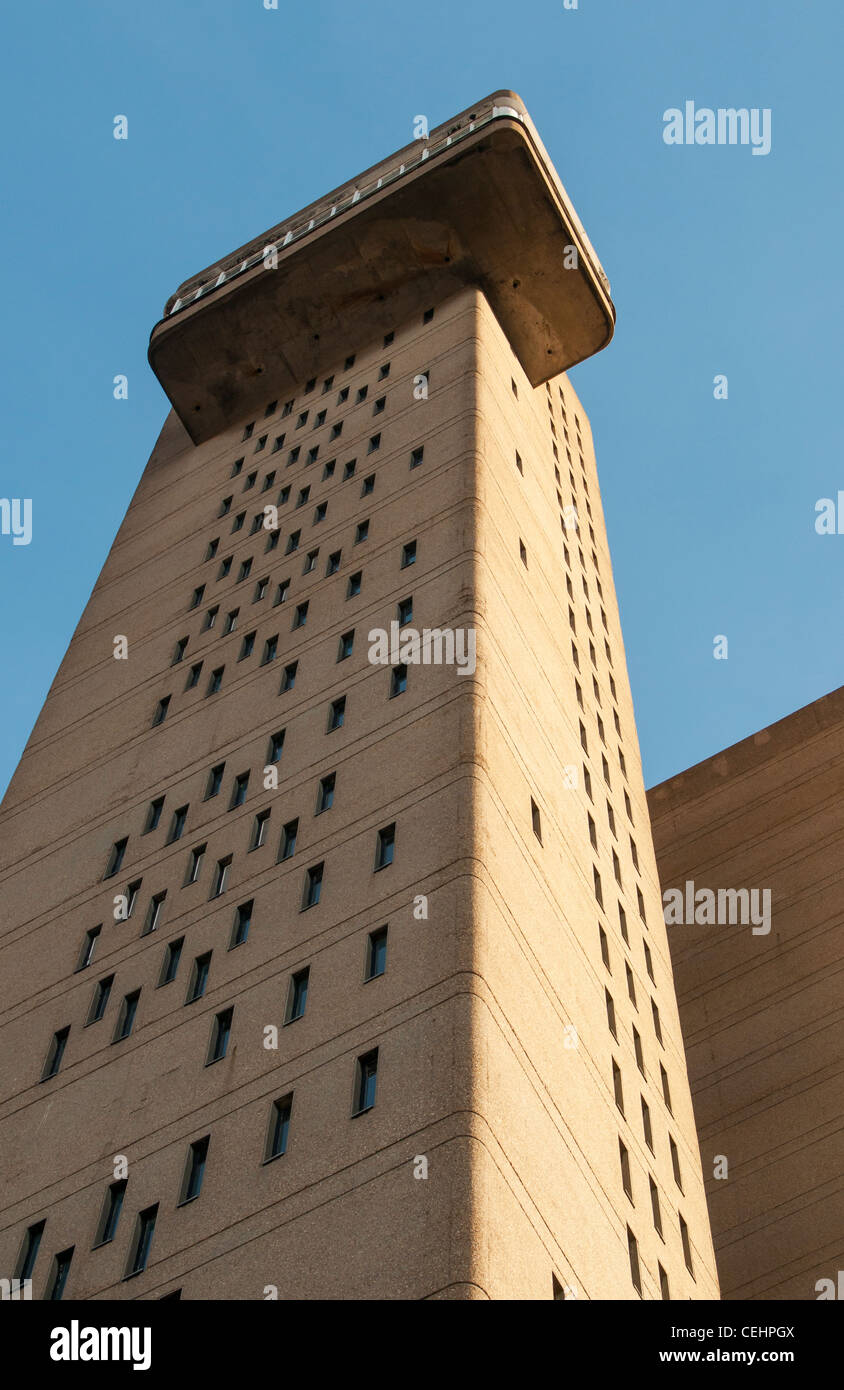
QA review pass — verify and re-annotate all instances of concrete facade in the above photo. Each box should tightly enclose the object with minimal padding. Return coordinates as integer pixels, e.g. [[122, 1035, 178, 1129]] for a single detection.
[[649, 690, 844, 1301], [0, 97, 717, 1301]]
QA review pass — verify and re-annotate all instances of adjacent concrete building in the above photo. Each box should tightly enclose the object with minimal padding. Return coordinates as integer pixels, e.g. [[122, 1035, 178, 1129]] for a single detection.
[[0, 93, 718, 1300], [650, 689, 844, 1300]]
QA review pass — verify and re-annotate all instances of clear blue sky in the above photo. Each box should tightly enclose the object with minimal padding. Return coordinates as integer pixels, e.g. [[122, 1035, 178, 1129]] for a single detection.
[[1, 0, 842, 797]]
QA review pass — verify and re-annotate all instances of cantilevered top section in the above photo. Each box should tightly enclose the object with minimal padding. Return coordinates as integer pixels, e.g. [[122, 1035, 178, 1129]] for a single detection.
[[148, 91, 616, 444]]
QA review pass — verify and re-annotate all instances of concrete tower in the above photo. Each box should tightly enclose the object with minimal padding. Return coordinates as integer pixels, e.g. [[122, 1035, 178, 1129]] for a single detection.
[[0, 93, 717, 1301]]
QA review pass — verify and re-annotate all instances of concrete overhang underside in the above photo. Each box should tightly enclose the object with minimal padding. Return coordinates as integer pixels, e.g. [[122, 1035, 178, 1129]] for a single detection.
[[148, 117, 616, 444]]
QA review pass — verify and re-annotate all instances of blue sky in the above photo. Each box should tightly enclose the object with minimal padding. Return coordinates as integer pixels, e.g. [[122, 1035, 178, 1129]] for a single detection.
[[1, 0, 842, 796]]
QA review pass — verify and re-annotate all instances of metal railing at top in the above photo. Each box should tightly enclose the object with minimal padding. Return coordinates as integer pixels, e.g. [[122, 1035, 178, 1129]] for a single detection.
[[163, 104, 524, 320]]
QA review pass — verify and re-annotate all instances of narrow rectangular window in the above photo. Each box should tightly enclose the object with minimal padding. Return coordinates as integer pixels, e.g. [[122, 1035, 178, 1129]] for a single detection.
[[286, 967, 310, 1022], [599, 924, 610, 971], [144, 797, 165, 833], [531, 798, 542, 843], [167, 806, 188, 844], [143, 891, 166, 935], [205, 763, 225, 799], [261, 635, 278, 665], [658, 1263, 670, 1300], [230, 772, 249, 808], [280, 818, 299, 860], [267, 729, 285, 764], [316, 773, 335, 813], [669, 1135, 683, 1189], [355, 519, 370, 543], [266, 1096, 292, 1161], [293, 601, 308, 629], [207, 666, 224, 695], [390, 663, 407, 697], [642, 1096, 654, 1151], [104, 837, 128, 880], [94, 1180, 127, 1247], [627, 1227, 642, 1295], [410, 446, 424, 469], [15, 1221, 45, 1282], [652, 1000, 664, 1046], [401, 540, 416, 568], [207, 1007, 234, 1064], [47, 1247, 75, 1300], [126, 1205, 157, 1278], [302, 862, 323, 909], [375, 823, 395, 870], [231, 900, 252, 948], [353, 1048, 378, 1114], [186, 952, 212, 1003], [649, 1176, 663, 1237], [159, 937, 184, 986], [281, 661, 298, 691], [113, 990, 140, 1042], [366, 926, 388, 980], [42, 1026, 70, 1081], [328, 696, 346, 730], [679, 1214, 694, 1276], [633, 1025, 646, 1076], [251, 809, 271, 850], [612, 1058, 624, 1115], [86, 975, 114, 1025], [210, 855, 232, 898], [76, 925, 101, 971], [338, 630, 354, 661], [186, 844, 206, 885], [605, 988, 617, 1039], [346, 570, 362, 597], [179, 1136, 210, 1204], [619, 1138, 632, 1200]]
